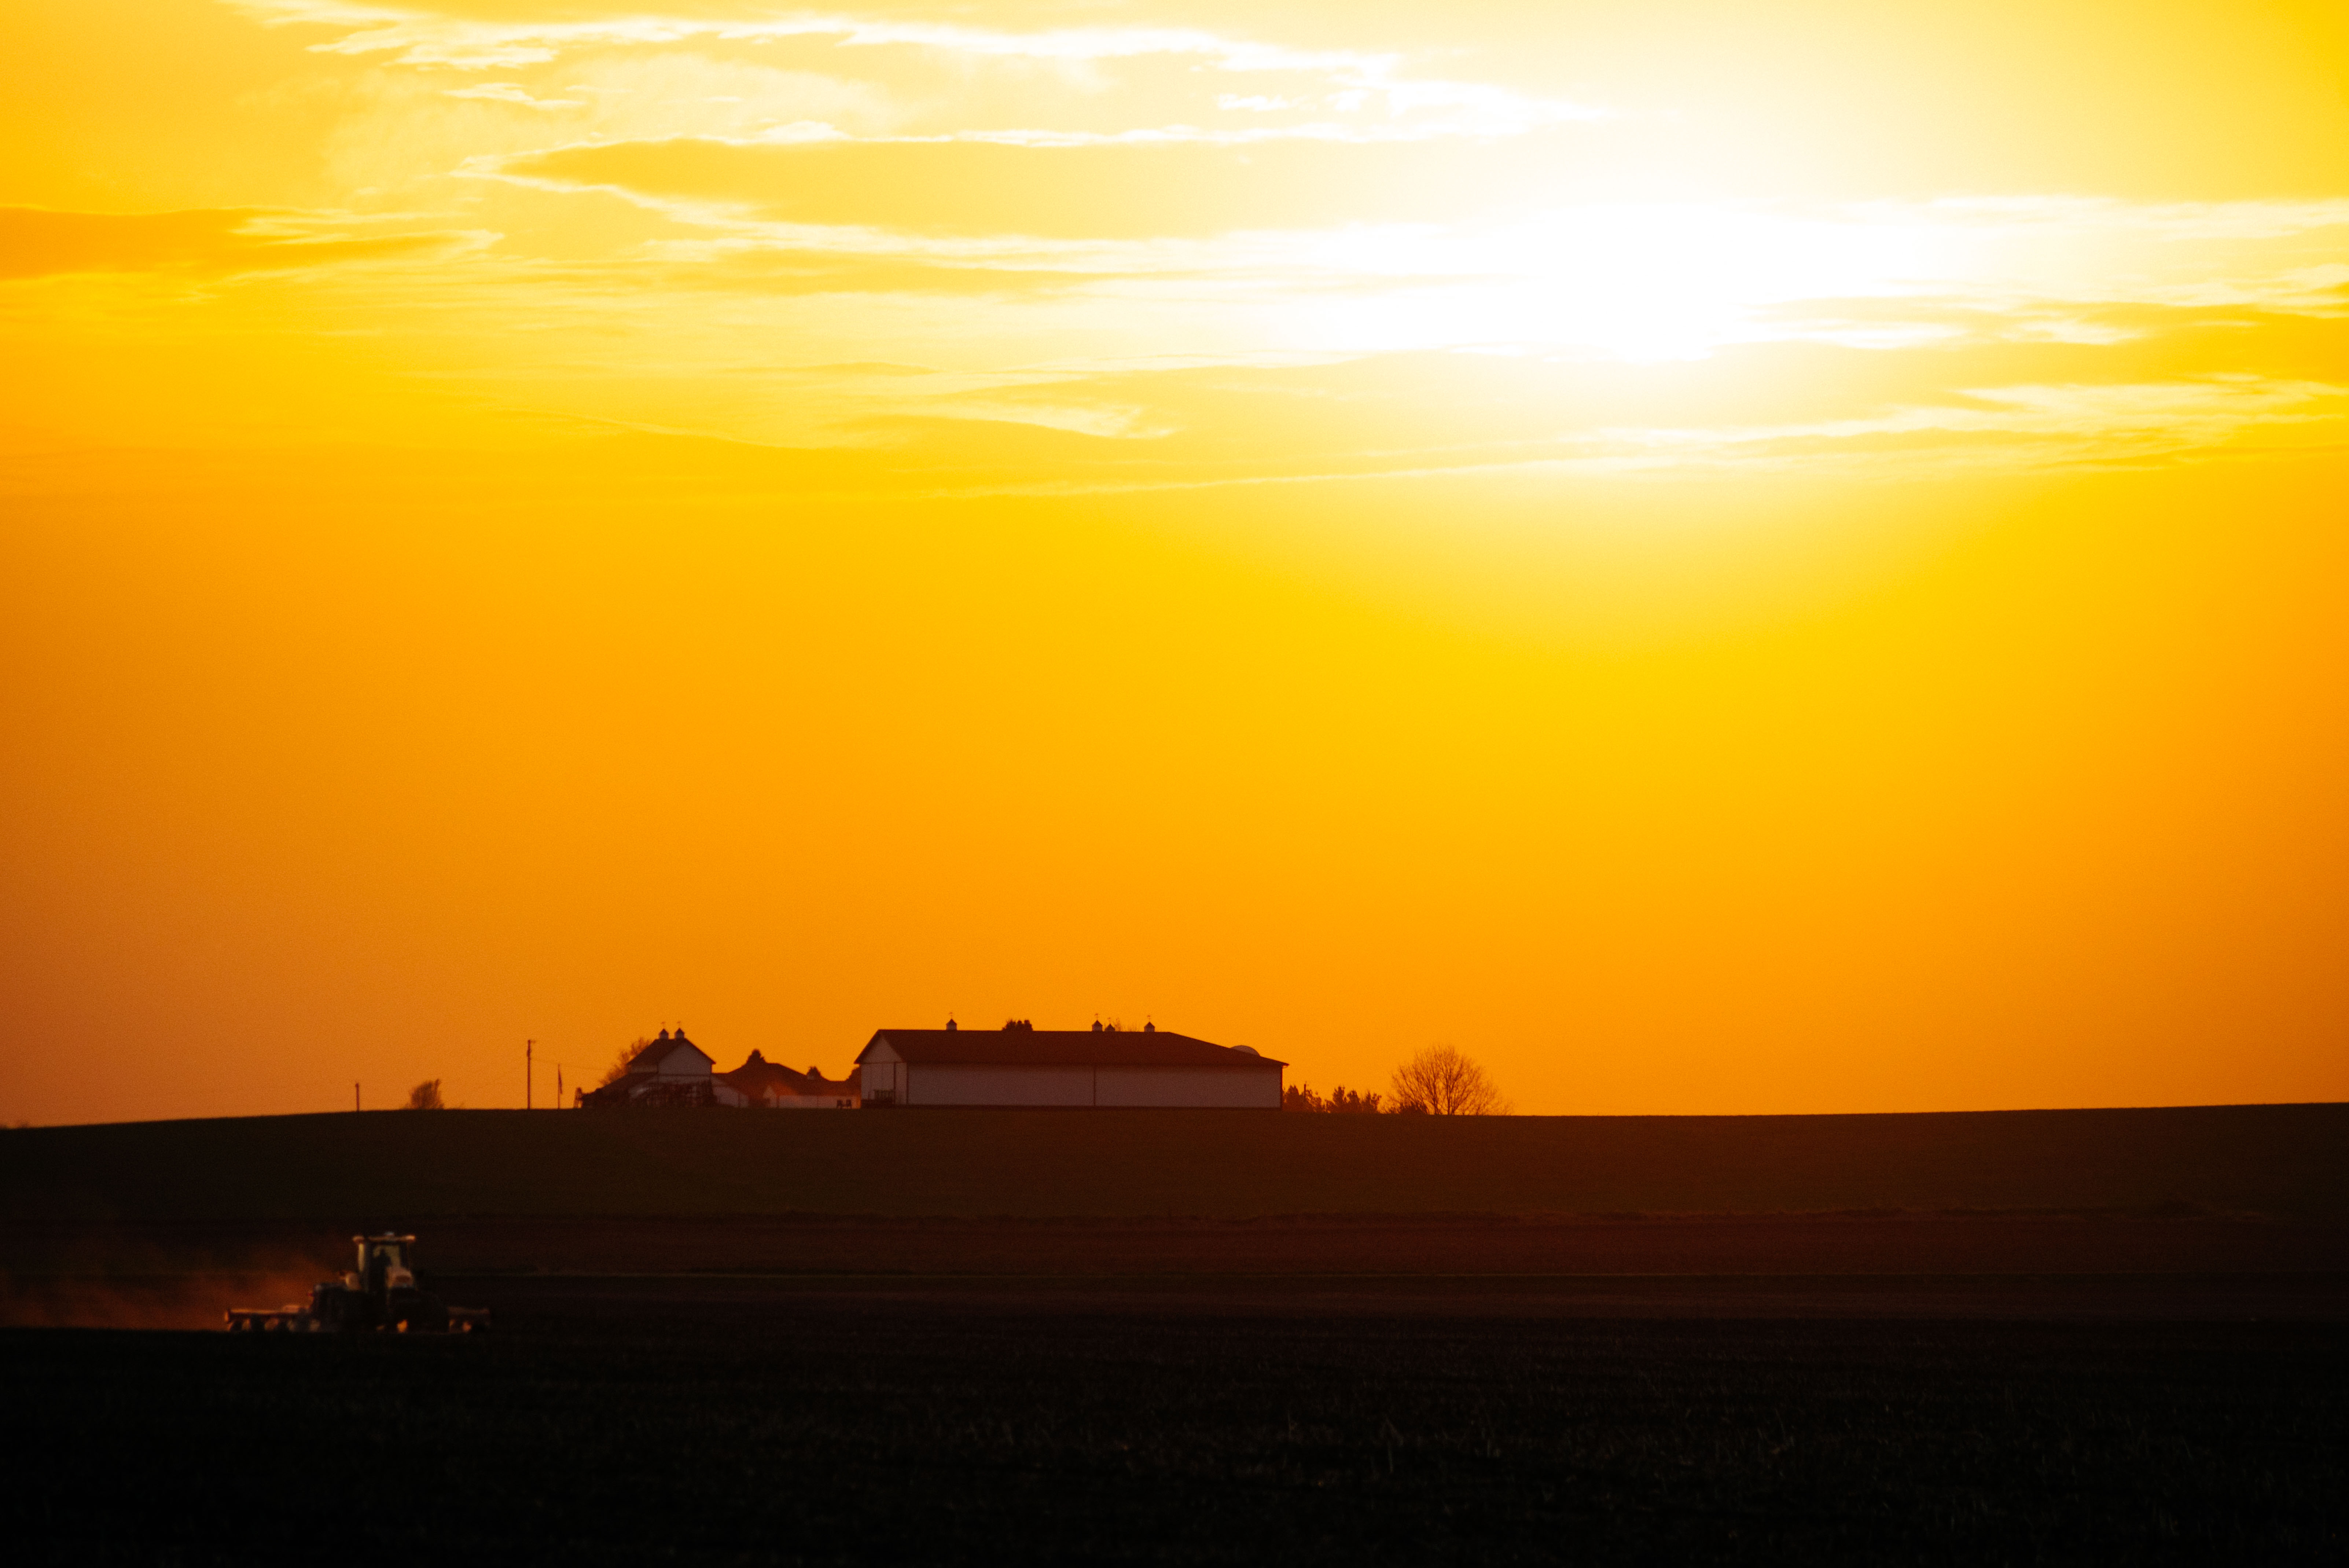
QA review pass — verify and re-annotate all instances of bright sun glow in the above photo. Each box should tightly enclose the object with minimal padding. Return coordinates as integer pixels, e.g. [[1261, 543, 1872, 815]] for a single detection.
[[1266, 205, 1968, 360]]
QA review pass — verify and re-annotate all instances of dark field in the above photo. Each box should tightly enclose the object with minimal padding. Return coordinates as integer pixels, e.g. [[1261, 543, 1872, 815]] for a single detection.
[[7, 1274, 2346, 1565], [7, 1106, 2346, 1563], [9, 1211, 2349, 1327], [8, 1102, 2347, 1222]]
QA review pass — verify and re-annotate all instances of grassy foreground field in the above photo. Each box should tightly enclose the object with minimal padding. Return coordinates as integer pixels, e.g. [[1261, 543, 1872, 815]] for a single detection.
[[6, 1102, 2347, 1223]]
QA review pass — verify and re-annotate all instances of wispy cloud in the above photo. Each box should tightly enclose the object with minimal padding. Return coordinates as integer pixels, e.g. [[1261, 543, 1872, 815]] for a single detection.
[[474, 131, 1558, 239], [1567, 376, 2349, 477], [622, 245, 1099, 297], [441, 81, 584, 110], [25, 8, 2339, 490], [224, 1, 1599, 135], [439, 339, 2346, 496], [0, 206, 492, 280]]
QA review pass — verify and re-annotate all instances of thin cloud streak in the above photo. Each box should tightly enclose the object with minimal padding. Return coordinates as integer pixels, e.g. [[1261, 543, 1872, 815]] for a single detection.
[[0, 206, 496, 280], [226, 0, 1600, 135]]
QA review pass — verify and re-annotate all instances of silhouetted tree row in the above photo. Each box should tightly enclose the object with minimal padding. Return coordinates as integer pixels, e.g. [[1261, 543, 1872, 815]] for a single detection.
[[1283, 1083, 1384, 1113]]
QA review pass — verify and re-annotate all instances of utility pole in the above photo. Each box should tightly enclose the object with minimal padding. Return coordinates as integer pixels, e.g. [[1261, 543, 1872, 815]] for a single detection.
[[354, 1082, 361, 1114], [526, 1039, 534, 1110], [556, 1064, 563, 1107]]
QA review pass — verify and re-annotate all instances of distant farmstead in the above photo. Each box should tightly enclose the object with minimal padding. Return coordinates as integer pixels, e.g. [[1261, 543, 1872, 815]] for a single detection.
[[574, 1021, 1278, 1110], [579, 1030, 858, 1109], [856, 1022, 1284, 1109]]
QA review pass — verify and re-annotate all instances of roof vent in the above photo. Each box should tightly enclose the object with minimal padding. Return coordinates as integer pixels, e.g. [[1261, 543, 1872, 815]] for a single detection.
[[1232, 1044, 1259, 1056]]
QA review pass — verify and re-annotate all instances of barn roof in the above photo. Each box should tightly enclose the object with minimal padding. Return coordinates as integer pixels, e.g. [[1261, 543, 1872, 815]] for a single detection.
[[625, 1030, 714, 1073], [858, 1028, 1285, 1069], [719, 1050, 850, 1095]]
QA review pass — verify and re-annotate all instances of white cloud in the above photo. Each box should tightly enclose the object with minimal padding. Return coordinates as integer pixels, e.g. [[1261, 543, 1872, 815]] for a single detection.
[[222, 2, 1602, 136], [1568, 376, 2349, 474], [442, 82, 583, 110]]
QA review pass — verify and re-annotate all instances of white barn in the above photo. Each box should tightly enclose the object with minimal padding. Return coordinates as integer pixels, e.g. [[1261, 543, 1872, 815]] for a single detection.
[[856, 1024, 1284, 1109]]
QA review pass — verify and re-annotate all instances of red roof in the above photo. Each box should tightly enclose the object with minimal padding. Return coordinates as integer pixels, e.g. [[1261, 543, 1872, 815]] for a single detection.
[[858, 1028, 1284, 1069]]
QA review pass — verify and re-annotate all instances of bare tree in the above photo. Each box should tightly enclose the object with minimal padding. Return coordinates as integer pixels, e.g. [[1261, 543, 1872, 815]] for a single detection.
[[1388, 1046, 1508, 1116], [403, 1079, 446, 1111], [597, 1038, 651, 1088]]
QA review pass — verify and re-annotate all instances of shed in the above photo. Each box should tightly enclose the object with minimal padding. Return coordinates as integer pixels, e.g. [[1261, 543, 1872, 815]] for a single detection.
[[855, 1024, 1284, 1109]]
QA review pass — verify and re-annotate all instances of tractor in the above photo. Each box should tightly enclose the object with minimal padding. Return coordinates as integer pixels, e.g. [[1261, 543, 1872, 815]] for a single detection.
[[226, 1233, 489, 1333]]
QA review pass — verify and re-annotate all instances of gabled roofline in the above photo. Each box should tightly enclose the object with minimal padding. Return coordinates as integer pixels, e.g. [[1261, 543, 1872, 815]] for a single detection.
[[855, 1028, 1286, 1069], [626, 1034, 717, 1073]]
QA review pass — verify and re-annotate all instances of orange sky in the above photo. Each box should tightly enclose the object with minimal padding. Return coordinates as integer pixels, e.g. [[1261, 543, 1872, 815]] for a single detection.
[[3, 0, 2347, 1123]]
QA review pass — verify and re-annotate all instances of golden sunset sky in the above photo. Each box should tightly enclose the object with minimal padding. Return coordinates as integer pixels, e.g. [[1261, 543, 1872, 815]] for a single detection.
[[3, 0, 2347, 1122]]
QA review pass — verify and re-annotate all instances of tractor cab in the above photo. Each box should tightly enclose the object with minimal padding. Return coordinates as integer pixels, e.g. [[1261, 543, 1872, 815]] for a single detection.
[[354, 1234, 418, 1294], [309, 1233, 451, 1332]]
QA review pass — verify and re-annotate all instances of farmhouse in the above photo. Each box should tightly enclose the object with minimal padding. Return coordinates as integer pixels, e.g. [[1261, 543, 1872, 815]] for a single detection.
[[856, 1021, 1284, 1109], [579, 1028, 720, 1108]]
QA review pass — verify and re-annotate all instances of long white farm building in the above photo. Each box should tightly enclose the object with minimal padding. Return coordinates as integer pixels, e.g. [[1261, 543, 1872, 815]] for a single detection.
[[857, 1023, 1284, 1109]]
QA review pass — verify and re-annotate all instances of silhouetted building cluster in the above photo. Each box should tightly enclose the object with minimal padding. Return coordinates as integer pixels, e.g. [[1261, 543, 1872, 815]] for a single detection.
[[576, 1021, 1285, 1110], [577, 1029, 857, 1110]]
